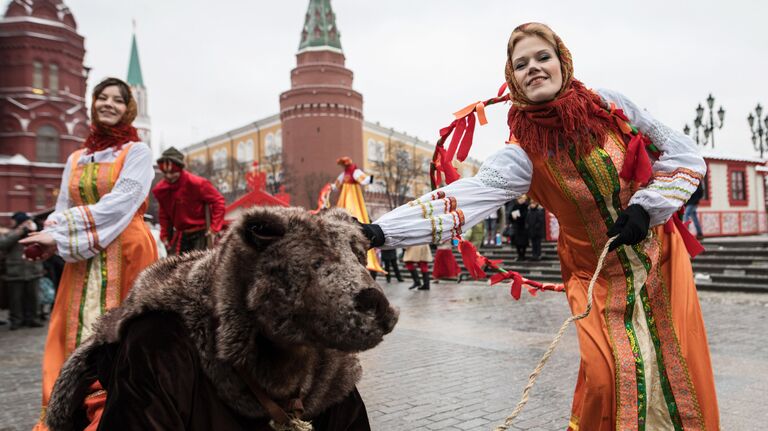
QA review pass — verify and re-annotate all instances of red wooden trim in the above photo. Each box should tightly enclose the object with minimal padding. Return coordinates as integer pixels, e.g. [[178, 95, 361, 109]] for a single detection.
[[698, 160, 712, 207], [726, 163, 749, 207], [698, 210, 766, 236]]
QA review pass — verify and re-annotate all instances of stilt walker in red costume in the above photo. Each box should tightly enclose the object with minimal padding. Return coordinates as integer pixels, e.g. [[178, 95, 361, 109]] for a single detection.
[[334, 157, 385, 273], [152, 147, 226, 254]]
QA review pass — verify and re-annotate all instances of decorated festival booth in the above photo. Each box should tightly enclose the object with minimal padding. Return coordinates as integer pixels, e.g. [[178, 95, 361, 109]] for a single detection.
[[225, 162, 290, 222]]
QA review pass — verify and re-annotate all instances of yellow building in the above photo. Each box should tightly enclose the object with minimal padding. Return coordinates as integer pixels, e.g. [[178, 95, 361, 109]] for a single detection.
[[181, 116, 481, 217]]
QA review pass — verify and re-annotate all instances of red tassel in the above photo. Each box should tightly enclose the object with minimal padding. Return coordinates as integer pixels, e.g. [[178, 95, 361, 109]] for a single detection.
[[619, 133, 653, 186], [458, 239, 486, 279], [497, 82, 508, 97], [446, 118, 466, 161], [670, 213, 705, 257], [510, 273, 524, 300], [457, 113, 475, 162]]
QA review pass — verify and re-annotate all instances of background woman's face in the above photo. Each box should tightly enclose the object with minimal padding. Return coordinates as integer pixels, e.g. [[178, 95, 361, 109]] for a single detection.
[[511, 35, 563, 103], [94, 85, 127, 126]]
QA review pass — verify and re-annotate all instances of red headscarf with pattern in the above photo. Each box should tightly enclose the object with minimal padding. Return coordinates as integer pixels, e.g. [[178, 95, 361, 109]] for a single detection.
[[84, 78, 139, 154], [504, 23, 618, 157]]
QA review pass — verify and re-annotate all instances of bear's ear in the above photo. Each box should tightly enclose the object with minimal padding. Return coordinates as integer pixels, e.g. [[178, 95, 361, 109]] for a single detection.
[[240, 211, 287, 249]]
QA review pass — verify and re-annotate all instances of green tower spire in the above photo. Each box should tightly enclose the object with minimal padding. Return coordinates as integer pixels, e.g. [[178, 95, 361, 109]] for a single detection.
[[298, 0, 342, 53], [126, 31, 144, 86]]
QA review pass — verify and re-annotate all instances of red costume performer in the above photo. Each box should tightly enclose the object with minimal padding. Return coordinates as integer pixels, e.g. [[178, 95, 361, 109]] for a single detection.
[[152, 147, 225, 254]]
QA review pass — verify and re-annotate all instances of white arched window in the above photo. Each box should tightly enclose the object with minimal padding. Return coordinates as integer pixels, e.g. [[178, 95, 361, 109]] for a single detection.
[[236, 139, 254, 162], [212, 148, 228, 170], [367, 139, 384, 162], [265, 132, 281, 157], [36, 125, 59, 162]]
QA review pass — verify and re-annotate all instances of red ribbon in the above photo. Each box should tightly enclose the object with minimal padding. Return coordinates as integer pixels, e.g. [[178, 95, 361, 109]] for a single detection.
[[665, 212, 705, 257], [619, 133, 654, 186], [458, 239, 487, 279]]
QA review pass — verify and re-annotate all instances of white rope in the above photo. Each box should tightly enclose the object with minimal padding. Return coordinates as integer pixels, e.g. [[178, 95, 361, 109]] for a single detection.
[[493, 236, 617, 431]]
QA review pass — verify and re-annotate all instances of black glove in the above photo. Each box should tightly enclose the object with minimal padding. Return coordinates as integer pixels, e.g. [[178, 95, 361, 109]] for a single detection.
[[606, 204, 650, 251], [359, 223, 385, 248]]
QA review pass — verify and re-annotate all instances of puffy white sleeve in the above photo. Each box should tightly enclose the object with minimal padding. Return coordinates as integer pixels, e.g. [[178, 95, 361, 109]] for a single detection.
[[598, 89, 706, 227], [353, 168, 372, 185], [44, 143, 155, 262], [375, 144, 532, 248], [53, 154, 74, 213]]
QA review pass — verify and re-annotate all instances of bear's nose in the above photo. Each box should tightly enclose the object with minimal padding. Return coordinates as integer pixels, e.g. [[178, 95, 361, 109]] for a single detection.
[[354, 288, 389, 316]]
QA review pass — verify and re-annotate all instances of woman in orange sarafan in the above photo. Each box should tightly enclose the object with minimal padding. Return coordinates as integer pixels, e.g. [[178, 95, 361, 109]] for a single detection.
[[21, 77, 157, 430], [366, 23, 719, 430]]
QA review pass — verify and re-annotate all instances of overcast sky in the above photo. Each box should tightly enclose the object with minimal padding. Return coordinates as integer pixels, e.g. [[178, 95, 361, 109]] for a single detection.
[[51, 0, 768, 161]]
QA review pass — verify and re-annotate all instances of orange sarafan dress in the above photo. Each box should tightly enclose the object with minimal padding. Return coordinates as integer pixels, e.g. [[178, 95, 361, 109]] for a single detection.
[[375, 89, 719, 430], [36, 142, 157, 429]]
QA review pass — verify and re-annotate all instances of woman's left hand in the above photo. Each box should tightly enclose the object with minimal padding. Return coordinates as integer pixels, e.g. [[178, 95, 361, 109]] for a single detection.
[[606, 204, 650, 251], [18, 232, 58, 261]]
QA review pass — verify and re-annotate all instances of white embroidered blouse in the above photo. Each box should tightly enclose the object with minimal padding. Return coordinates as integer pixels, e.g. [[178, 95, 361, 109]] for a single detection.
[[44, 142, 155, 262], [375, 90, 706, 248]]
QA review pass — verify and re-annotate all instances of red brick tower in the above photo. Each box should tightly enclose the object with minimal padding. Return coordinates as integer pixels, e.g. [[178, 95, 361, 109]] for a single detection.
[[0, 0, 89, 216], [280, 0, 363, 207]]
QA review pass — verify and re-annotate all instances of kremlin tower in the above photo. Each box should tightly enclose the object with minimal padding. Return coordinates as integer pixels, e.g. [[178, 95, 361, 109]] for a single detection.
[[280, 0, 364, 207], [126, 25, 151, 147]]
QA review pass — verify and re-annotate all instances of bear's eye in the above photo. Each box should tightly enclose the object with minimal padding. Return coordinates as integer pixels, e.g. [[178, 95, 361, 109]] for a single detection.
[[312, 259, 323, 270]]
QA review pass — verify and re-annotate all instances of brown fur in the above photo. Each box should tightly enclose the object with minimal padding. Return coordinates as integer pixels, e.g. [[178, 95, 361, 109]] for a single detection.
[[46, 207, 399, 430]]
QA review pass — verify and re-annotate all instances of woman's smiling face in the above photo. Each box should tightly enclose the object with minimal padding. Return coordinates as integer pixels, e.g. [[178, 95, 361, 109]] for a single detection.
[[94, 85, 127, 126], [511, 35, 563, 103]]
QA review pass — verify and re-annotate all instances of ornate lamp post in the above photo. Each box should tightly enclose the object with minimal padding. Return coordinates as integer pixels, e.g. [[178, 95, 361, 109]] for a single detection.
[[684, 94, 724, 148], [747, 103, 768, 158]]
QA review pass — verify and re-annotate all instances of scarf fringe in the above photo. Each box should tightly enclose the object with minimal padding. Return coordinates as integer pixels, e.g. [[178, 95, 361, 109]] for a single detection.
[[508, 81, 617, 158]]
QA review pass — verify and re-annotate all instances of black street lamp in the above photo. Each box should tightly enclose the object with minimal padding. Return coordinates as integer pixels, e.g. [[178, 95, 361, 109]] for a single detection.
[[684, 94, 725, 148], [747, 103, 768, 158]]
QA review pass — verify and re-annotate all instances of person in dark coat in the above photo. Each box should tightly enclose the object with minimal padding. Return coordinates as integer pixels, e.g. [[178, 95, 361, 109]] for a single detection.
[[526, 200, 546, 260], [683, 183, 704, 239], [380, 248, 403, 283], [509, 195, 529, 261], [0, 212, 44, 329]]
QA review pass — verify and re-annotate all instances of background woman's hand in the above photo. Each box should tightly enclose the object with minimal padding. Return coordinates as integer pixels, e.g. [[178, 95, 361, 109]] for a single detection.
[[18, 232, 57, 261]]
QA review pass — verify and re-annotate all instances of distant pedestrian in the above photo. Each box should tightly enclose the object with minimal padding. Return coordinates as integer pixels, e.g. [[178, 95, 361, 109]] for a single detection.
[[526, 201, 546, 260], [0, 212, 44, 330], [403, 244, 432, 290], [509, 194, 529, 261], [380, 248, 403, 283], [684, 183, 704, 239], [465, 222, 485, 249], [153, 147, 226, 254], [483, 209, 499, 247]]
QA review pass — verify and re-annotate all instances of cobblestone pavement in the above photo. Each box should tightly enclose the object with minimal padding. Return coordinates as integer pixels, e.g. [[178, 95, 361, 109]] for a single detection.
[[2, 282, 767, 430]]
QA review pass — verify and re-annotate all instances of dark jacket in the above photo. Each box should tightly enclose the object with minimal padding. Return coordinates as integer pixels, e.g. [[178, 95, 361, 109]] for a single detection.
[[509, 202, 529, 246], [687, 184, 704, 206], [0, 227, 44, 281], [92, 312, 370, 431], [526, 207, 546, 239], [380, 248, 398, 261]]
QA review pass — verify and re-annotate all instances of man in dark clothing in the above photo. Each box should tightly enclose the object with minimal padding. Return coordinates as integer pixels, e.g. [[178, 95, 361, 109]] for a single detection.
[[684, 183, 704, 239], [152, 147, 226, 254], [380, 248, 403, 283], [0, 212, 44, 330], [509, 195, 529, 261], [526, 201, 546, 261]]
